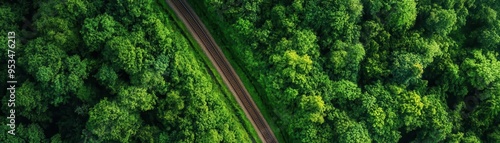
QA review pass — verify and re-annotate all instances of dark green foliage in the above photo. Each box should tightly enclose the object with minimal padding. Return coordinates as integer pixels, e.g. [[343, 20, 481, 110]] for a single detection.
[[3, 0, 500, 142], [191, 0, 500, 142], [1, 0, 253, 142]]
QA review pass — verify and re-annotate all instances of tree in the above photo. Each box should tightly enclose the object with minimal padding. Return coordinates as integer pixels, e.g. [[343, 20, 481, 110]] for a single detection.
[[104, 36, 147, 74], [386, 0, 418, 32], [0, 4, 21, 41], [16, 81, 50, 122], [487, 125, 500, 142], [391, 52, 424, 85], [327, 40, 365, 82], [270, 50, 313, 88], [331, 110, 372, 143], [63, 55, 89, 93], [360, 21, 391, 81], [81, 14, 125, 52], [87, 99, 141, 142], [303, 0, 363, 43], [462, 132, 481, 143], [57, 0, 103, 22], [425, 9, 458, 35], [153, 54, 170, 74], [416, 94, 453, 142], [291, 29, 320, 58], [94, 64, 120, 93], [50, 134, 63, 143], [130, 69, 167, 94], [11, 124, 46, 143], [462, 50, 500, 90], [105, 0, 154, 26], [34, 2, 81, 51], [20, 38, 65, 83], [299, 95, 327, 123], [397, 90, 425, 130], [363, 82, 402, 143], [118, 86, 157, 111], [467, 82, 500, 133]]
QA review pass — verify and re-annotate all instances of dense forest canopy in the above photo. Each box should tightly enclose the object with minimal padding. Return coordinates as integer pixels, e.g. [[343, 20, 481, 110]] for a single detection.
[[191, 0, 500, 142], [1, 0, 255, 142], [1, 0, 499, 142]]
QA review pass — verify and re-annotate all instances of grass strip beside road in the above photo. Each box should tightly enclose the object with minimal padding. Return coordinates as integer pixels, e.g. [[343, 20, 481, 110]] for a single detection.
[[157, 1, 261, 142], [185, 1, 286, 142]]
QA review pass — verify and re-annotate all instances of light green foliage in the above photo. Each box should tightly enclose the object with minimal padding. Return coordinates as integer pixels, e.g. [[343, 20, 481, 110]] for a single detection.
[[462, 132, 482, 143], [291, 29, 319, 58], [299, 95, 327, 123], [3, 0, 255, 142], [87, 99, 141, 142], [396, 89, 424, 130], [118, 86, 157, 111], [328, 41, 365, 81], [5, 0, 500, 142], [462, 50, 500, 90], [270, 50, 313, 88], [130, 69, 168, 94], [194, 0, 500, 142], [363, 83, 402, 142], [387, 0, 418, 31], [332, 80, 363, 103], [332, 111, 372, 143], [418, 94, 453, 142], [104, 36, 147, 74]]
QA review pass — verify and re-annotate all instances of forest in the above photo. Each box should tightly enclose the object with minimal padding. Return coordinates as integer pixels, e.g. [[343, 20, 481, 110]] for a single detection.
[[188, 0, 500, 142], [1, 0, 257, 142], [1, 0, 499, 142]]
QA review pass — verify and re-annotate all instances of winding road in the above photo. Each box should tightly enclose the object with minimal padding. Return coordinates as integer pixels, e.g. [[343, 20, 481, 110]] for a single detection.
[[166, 0, 278, 142]]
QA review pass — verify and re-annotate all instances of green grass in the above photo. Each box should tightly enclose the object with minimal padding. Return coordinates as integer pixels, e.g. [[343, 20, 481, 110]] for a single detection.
[[184, 1, 287, 142], [156, 1, 261, 142]]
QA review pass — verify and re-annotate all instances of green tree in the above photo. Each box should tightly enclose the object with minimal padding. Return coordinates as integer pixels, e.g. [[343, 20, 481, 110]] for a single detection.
[[387, 0, 417, 31], [16, 81, 50, 122], [299, 95, 327, 123], [391, 52, 424, 85], [363, 82, 402, 142], [332, 110, 372, 143], [118, 86, 157, 111], [416, 94, 453, 142], [16, 124, 46, 143], [104, 36, 147, 74], [327, 41, 365, 82], [81, 13, 125, 52], [462, 50, 500, 90], [425, 9, 458, 35], [87, 99, 141, 142]]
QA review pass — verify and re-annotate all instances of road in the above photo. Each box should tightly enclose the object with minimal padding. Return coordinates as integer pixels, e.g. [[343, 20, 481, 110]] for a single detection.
[[166, 0, 278, 143]]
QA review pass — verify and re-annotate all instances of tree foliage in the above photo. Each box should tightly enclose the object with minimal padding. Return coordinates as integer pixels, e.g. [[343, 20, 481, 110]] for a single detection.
[[194, 0, 500, 142], [2, 0, 255, 142]]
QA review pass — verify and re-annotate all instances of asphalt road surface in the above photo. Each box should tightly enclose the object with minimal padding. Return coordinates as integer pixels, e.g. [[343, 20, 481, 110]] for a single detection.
[[166, 0, 278, 142]]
